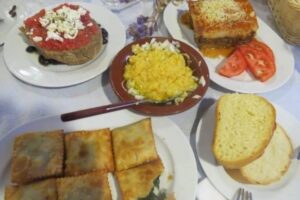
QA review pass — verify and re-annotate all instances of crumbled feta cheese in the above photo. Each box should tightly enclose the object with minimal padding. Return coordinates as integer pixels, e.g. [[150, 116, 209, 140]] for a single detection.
[[39, 18, 49, 27], [26, 28, 34, 35], [77, 7, 87, 16], [33, 36, 43, 42], [39, 5, 88, 41], [46, 31, 63, 42]]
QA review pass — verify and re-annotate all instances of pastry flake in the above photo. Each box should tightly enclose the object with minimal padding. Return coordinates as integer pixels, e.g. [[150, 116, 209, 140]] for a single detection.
[[5, 179, 57, 200], [11, 130, 64, 184], [112, 118, 159, 171], [57, 172, 112, 200], [115, 159, 164, 200], [65, 128, 114, 176]]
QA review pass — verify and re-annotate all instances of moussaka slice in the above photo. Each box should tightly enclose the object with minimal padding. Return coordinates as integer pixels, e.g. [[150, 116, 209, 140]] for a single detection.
[[5, 179, 57, 200], [115, 159, 164, 200], [64, 128, 114, 176], [188, 0, 258, 48], [112, 118, 159, 171], [11, 130, 64, 184], [57, 172, 112, 200]]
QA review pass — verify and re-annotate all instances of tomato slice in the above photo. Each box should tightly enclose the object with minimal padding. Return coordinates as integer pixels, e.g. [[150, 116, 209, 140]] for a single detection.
[[247, 39, 275, 63], [218, 50, 247, 78], [239, 46, 276, 82]]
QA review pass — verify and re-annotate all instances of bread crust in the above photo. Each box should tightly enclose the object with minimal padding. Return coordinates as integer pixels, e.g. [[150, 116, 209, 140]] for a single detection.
[[20, 20, 102, 65], [212, 94, 276, 169], [239, 124, 293, 184]]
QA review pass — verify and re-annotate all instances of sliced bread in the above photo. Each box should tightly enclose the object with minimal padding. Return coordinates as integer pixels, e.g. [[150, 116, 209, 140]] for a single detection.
[[239, 124, 293, 184], [212, 93, 276, 169]]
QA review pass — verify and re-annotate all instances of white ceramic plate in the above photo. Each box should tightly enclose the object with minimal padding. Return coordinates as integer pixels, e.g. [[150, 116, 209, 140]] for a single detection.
[[3, 2, 126, 87], [163, 2, 294, 93], [196, 102, 300, 200], [0, 110, 198, 200]]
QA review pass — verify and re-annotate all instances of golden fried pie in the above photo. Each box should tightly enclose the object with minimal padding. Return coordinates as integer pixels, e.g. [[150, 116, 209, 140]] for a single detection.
[[11, 130, 64, 184], [57, 172, 112, 200], [112, 118, 159, 171], [115, 159, 164, 200], [64, 129, 114, 176], [5, 179, 57, 200]]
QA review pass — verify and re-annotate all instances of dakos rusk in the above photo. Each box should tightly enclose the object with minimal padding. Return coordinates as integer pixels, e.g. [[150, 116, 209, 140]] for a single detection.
[[212, 93, 276, 169]]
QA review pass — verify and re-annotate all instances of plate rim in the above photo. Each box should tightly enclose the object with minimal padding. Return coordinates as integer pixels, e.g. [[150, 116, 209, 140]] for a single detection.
[[0, 110, 198, 200], [109, 36, 210, 116], [195, 101, 300, 200], [163, 2, 295, 94], [3, 2, 126, 88]]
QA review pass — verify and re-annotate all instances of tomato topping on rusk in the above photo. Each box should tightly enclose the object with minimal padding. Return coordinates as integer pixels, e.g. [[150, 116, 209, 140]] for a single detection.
[[218, 50, 247, 77]]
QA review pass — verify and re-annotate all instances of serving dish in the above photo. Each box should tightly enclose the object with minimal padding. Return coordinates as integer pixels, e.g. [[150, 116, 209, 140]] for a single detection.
[[163, 2, 294, 93], [0, 110, 198, 199], [3, 2, 126, 88], [109, 37, 209, 116], [196, 102, 300, 200]]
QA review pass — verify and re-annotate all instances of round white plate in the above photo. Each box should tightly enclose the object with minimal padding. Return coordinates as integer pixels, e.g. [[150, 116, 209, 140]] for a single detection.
[[163, 2, 294, 93], [196, 102, 300, 200], [0, 110, 198, 200], [0, 0, 28, 45], [3, 2, 126, 87]]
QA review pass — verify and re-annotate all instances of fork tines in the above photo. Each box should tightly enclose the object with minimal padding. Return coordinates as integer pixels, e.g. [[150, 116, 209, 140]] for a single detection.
[[237, 188, 253, 200]]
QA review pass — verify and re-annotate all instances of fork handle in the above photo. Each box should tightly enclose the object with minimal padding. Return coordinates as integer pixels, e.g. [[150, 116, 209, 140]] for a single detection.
[[61, 100, 142, 122]]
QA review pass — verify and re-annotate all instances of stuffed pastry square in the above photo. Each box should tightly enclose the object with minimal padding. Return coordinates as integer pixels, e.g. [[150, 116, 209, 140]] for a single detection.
[[115, 159, 164, 200], [57, 172, 112, 200], [5, 179, 57, 200], [11, 130, 64, 184], [65, 128, 114, 176], [112, 118, 159, 171]]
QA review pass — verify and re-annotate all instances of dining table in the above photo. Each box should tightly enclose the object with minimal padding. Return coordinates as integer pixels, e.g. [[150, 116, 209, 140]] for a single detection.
[[0, 0, 299, 199]]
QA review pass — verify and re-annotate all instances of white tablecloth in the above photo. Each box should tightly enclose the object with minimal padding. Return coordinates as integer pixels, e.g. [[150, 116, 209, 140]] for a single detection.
[[0, 0, 299, 199]]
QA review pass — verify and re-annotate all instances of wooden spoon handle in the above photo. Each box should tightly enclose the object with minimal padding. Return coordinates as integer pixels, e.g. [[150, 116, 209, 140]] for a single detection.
[[61, 100, 142, 122]]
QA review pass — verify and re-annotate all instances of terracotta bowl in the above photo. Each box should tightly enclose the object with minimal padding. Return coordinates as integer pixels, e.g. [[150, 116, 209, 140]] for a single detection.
[[109, 37, 209, 116]]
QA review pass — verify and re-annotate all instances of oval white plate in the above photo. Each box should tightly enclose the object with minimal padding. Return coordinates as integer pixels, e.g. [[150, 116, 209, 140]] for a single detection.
[[163, 2, 294, 93], [196, 102, 300, 200], [3, 2, 126, 87], [0, 110, 198, 200]]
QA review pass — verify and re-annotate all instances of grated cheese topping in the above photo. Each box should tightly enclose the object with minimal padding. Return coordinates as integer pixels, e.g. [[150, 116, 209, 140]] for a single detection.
[[200, 0, 246, 23], [39, 5, 88, 42]]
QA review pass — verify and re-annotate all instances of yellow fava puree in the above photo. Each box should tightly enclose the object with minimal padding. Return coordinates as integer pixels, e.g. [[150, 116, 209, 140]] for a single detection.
[[124, 44, 198, 103]]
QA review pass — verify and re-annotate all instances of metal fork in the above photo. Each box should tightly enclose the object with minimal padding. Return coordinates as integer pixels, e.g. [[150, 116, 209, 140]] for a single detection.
[[236, 188, 253, 200]]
